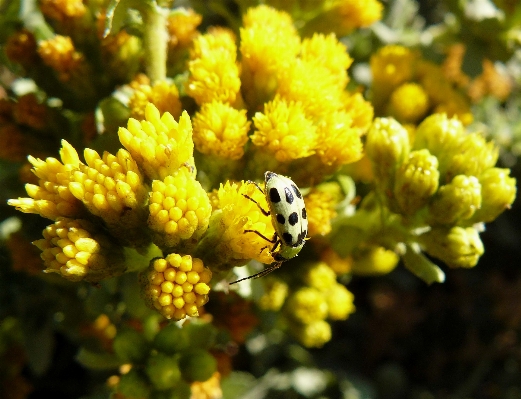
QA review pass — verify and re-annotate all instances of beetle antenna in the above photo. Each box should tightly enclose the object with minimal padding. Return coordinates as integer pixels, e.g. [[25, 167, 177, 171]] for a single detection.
[[229, 262, 282, 285]]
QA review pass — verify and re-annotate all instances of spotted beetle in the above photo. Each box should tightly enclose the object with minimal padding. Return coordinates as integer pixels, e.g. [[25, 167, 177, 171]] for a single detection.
[[230, 171, 308, 284]]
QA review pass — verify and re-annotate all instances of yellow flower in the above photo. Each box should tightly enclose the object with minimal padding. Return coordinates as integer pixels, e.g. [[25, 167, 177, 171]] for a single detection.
[[140, 254, 212, 320], [342, 92, 375, 133], [326, 283, 355, 320], [118, 103, 195, 181], [393, 149, 440, 215], [370, 45, 418, 111], [39, 0, 86, 21], [305, 184, 341, 237], [128, 81, 182, 121], [277, 59, 344, 120], [190, 372, 222, 399], [240, 6, 300, 107], [470, 168, 516, 223], [285, 287, 328, 324], [428, 175, 481, 226], [351, 246, 399, 275], [192, 101, 250, 160], [421, 226, 484, 269], [366, 117, 410, 187], [288, 319, 331, 348], [37, 35, 88, 83], [68, 147, 149, 248], [33, 217, 125, 282], [316, 110, 364, 167], [300, 33, 352, 88], [330, 0, 384, 32], [197, 181, 275, 271], [187, 30, 241, 106], [321, 247, 352, 275], [413, 113, 465, 179], [167, 8, 202, 49], [251, 97, 317, 162], [387, 83, 430, 124], [258, 277, 289, 311], [148, 167, 212, 250], [303, 262, 337, 292], [8, 140, 84, 220]]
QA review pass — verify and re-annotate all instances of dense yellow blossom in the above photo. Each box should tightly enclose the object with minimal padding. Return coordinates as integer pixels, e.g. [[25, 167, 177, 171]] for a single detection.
[[471, 168, 517, 223], [187, 30, 241, 106], [148, 167, 212, 250], [240, 6, 300, 107], [8, 140, 84, 220], [167, 8, 202, 49], [289, 319, 331, 348], [33, 217, 125, 282], [300, 33, 353, 88], [251, 97, 317, 162], [351, 246, 400, 275], [140, 254, 212, 320], [303, 262, 337, 292], [190, 372, 222, 399], [68, 147, 150, 248], [285, 287, 328, 324], [128, 81, 182, 121], [326, 283, 355, 320], [305, 184, 341, 237], [39, 0, 86, 21], [321, 248, 353, 275], [428, 175, 482, 225], [258, 277, 289, 311], [387, 83, 430, 124], [393, 149, 440, 215], [197, 181, 275, 271], [343, 92, 375, 133], [118, 103, 195, 181], [192, 101, 250, 160], [37, 35, 88, 82], [421, 226, 484, 269], [316, 110, 364, 167]]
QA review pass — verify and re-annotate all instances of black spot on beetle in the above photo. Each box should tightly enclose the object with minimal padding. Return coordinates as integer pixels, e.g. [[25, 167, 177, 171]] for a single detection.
[[302, 208, 307, 219], [284, 187, 294, 204], [269, 187, 281, 203], [291, 184, 302, 199], [288, 212, 298, 226], [276, 214, 285, 225], [282, 232, 293, 245]]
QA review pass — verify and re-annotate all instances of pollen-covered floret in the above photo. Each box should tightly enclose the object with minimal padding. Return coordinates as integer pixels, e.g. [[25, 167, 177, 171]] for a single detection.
[[387, 83, 430, 124], [8, 140, 83, 220], [421, 226, 484, 269], [186, 29, 241, 106], [251, 97, 317, 162], [140, 254, 212, 320], [393, 149, 440, 215], [148, 167, 212, 249], [128, 80, 182, 121], [33, 217, 125, 282], [285, 287, 328, 325], [197, 181, 275, 272], [192, 101, 250, 160], [68, 147, 149, 248], [118, 103, 195, 180], [305, 183, 341, 237]]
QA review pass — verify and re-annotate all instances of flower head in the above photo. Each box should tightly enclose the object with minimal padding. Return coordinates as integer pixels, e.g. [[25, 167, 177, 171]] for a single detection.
[[118, 103, 195, 181], [140, 254, 212, 320], [128, 81, 182, 121], [33, 217, 125, 282]]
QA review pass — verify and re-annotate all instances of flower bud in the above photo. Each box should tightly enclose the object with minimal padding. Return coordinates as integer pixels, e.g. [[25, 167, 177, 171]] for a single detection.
[[179, 349, 217, 382], [113, 328, 149, 363], [146, 353, 182, 390]]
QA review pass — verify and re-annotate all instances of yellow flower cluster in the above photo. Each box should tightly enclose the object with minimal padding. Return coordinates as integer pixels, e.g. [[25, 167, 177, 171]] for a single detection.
[[33, 217, 125, 282], [148, 167, 212, 250], [128, 80, 182, 121], [38, 35, 88, 83], [186, 5, 373, 179], [283, 262, 355, 347], [371, 45, 473, 125], [366, 113, 516, 269], [118, 103, 195, 180], [197, 180, 275, 272], [304, 183, 342, 237], [140, 254, 211, 320]]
